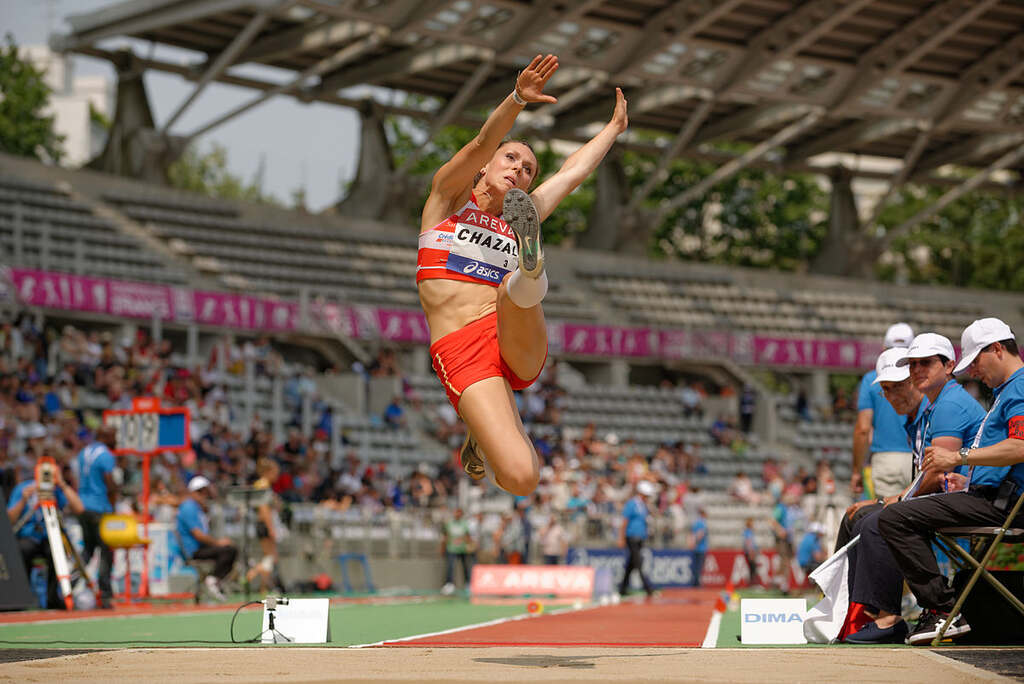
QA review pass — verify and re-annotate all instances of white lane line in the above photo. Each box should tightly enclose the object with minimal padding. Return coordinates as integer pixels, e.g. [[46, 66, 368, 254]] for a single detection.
[[701, 611, 722, 648], [349, 602, 598, 648]]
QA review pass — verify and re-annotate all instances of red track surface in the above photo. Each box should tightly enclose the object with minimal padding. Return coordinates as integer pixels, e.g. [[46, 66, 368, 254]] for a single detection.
[[387, 588, 720, 648]]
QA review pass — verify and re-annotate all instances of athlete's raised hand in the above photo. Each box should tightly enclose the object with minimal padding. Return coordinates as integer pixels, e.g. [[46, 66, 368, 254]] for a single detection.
[[608, 87, 628, 134], [515, 54, 559, 104]]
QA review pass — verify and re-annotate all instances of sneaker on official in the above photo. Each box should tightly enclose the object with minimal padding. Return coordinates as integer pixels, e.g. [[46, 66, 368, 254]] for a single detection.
[[845, 619, 909, 644], [502, 188, 544, 278], [204, 575, 227, 602], [906, 609, 970, 645], [441, 582, 456, 596]]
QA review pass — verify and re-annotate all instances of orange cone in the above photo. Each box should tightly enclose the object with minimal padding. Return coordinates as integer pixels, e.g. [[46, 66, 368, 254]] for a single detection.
[[714, 595, 727, 613], [725, 579, 734, 595]]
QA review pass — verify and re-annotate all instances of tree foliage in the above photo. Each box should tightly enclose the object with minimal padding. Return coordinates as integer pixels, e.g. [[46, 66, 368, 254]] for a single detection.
[[0, 34, 64, 162], [384, 107, 1021, 291], [875, 184, 1024, 292], [167, 142, 281, 206]]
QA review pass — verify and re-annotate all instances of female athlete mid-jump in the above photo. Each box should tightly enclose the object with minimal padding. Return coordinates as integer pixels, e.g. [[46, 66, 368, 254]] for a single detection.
[[418, 53, 628, 495]]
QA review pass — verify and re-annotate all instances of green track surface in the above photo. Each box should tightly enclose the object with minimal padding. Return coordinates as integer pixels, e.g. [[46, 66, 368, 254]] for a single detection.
[[0, 598, 525, 648]]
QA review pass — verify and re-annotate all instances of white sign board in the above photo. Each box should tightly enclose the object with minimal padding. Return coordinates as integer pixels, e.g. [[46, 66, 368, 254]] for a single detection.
[[261, 598, 330, 644], [740, 598, 808, 645]]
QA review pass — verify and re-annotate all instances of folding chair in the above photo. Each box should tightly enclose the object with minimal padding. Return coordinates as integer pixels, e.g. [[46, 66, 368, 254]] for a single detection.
[[174, 530, 217, 604], [931, 490, 1024, 646]]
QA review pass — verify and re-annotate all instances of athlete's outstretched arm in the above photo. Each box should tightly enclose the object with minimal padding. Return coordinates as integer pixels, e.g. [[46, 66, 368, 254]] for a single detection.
[[530, 88, 628, 221], [428, 54, 558, 201]]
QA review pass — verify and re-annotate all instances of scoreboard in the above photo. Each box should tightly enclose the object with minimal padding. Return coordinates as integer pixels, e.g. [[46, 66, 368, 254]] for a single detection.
[[103, 397, 190, 454]]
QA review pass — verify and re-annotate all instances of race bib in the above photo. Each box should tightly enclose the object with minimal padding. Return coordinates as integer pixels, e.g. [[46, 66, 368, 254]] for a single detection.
[[446, 208, 518, 284]]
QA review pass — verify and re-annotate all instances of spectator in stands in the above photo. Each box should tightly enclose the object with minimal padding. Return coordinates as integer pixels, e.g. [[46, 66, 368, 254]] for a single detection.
[[383, 395, 406, 430], [728, 471, 760, 505], [498, 507, 528, 564], [852, 322, 914, 498], [177, 476, 238, 601], [441, 507, 474, 595], [679, 382, 704, 418], [618, 480, 656, 597], [739, 384, 756, 433], [795, 388, 811, 421], [690, 507, 709, 587], [73, 426, 118, 609], [540, 514, 569, 565], [7, 457, 85, 608], [417, 55, 629, 499], [880, 318, 1024, 645]]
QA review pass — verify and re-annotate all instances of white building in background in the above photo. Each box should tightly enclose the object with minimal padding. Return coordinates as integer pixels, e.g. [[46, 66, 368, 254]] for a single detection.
[[20, 45, 113, 168]]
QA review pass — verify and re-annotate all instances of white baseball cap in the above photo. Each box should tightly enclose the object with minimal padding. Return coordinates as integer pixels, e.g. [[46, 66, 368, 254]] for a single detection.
[[954, 317, 1015, 375], [187, 475, 212, 492], [637, 480, 657, 497], [873, 347, 911, 384], [883, 323, 914, 349], [896, 333, 955, 367]]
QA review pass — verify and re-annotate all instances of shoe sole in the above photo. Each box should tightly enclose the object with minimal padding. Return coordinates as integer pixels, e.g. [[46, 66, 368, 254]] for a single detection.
[[460, 434, 485, 481], [907, 622, 970, 645], [503, 188, 544, 277]]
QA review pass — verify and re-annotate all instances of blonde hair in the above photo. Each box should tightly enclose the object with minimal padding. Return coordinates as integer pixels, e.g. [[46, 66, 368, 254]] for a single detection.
[[473, 139, 539, 189]]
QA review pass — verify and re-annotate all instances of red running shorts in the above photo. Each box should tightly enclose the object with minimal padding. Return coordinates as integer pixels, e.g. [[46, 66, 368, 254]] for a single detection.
[[429, 312, 544, 411]]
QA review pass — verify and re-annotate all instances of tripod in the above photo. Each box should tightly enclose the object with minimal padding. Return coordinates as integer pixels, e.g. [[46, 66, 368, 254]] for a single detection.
[[14, 458, 97, 610], [259, 596, 293, 644], [227, 486, 271, 601]]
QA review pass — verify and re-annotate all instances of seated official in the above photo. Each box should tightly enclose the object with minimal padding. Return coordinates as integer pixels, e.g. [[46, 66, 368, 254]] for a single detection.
[[177, 476, 238, 601], [879, 318, 1024, 645], [6, 468, 84, 608]]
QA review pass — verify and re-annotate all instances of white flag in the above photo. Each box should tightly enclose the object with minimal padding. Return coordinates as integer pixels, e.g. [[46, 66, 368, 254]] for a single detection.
[[803, 535, 860, 644]]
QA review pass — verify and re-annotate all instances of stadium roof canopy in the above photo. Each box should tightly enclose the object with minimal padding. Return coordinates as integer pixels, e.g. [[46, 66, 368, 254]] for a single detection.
[[54, 0, 1024, 198]]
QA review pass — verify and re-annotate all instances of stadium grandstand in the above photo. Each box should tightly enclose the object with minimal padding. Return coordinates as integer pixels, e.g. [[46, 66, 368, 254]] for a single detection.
[[2, 0, 1024, 677]]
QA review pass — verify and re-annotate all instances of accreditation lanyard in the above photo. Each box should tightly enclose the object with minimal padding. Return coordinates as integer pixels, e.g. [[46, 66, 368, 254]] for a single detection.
[[913, 382, 956, 474], [966, 395, 1002, 487]]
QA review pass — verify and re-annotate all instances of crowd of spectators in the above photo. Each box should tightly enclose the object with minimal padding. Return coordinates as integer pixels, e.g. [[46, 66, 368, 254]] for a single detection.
[[2, 315, 844, 587]]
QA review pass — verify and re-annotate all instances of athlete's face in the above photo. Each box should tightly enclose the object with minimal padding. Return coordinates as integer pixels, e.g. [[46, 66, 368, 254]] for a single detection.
[[481, 143, 537, 193]]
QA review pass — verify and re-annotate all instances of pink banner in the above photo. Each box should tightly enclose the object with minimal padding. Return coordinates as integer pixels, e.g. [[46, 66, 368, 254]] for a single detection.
[[9, 268, 886, 369], [752, 337, 881, 369], [471, 564, 595, 598], [11, 269, 110, 314]]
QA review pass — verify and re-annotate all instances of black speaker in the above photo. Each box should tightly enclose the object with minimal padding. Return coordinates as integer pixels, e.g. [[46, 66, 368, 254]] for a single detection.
[[0, 488, 37, 611], [953, 569, 1024, 644]]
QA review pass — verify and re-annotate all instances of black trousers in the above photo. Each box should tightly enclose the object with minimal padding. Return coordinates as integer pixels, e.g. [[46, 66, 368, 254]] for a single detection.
[[878, 490, 1022, 613], [18, 537, 61, 608], [835, 502, 880, 552], [847, 504, 904, 615], [619, 537, 653, 595], [78, 511, 113, 599], [192, 543, 238, 580], [445, 551, 473, 585]]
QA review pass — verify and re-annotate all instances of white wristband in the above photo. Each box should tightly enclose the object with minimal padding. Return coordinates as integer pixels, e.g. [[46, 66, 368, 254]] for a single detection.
[[511, 88, 526, 106]]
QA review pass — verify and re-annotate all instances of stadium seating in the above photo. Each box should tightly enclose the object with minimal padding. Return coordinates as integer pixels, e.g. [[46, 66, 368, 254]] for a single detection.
[[0, 174, 188, 284]]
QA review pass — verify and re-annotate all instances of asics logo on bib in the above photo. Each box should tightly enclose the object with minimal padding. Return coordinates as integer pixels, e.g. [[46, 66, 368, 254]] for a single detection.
[[462, 261, 501, 280]]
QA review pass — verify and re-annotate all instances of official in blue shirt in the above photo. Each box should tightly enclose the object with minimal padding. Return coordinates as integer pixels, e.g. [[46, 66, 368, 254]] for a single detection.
[[617, 480, 655, 597], [880, 318, 1024, 645], [177, 476, 238, 601], [797, 523, 826, 574], [6, 467, 84, 608], [741, 518, 762, 587], [73, 426, 119, 607], [853, 323, 914, 498]]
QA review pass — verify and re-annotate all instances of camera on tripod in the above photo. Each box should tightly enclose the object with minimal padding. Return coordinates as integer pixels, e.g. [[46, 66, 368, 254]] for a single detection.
[[35, 456, 59, 501]]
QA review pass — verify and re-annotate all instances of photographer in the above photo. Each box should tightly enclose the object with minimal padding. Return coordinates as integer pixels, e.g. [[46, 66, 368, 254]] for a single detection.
[[6, 462, 84, 609]]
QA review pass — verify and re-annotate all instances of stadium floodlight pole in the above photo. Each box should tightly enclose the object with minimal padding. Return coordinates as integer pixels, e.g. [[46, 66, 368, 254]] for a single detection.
[[159, 8, 279, 136], [652, 107, 824, 223], [183, 28, 388, 144], [880, 142, 1024, 249]]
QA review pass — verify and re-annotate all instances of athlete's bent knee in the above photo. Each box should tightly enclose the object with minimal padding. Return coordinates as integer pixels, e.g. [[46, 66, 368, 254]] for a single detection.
[[498, 463, 539, 497]]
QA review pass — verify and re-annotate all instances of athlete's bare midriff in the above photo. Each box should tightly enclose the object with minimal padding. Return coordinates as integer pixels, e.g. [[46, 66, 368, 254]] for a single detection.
[[418, 279, 498, 344]]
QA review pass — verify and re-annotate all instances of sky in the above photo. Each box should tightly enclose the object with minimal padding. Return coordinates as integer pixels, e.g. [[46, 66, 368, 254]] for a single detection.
[[1, 0, 362, 211]]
